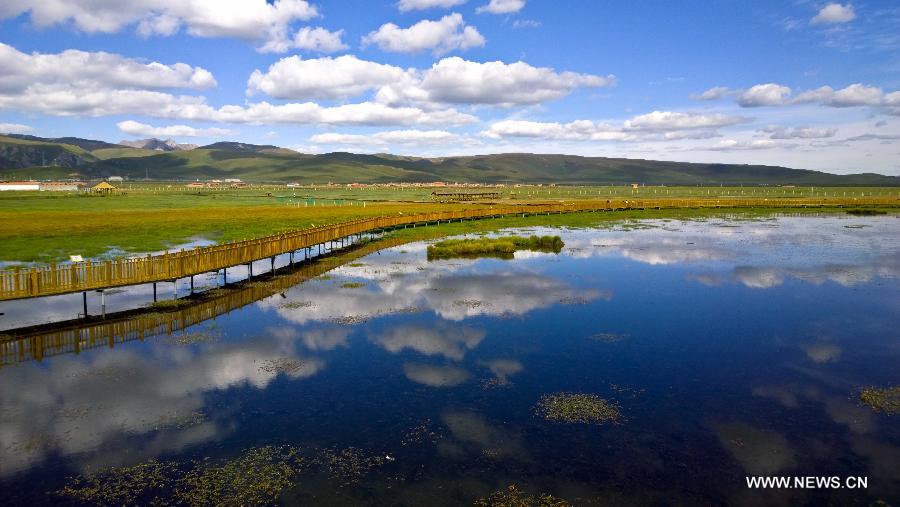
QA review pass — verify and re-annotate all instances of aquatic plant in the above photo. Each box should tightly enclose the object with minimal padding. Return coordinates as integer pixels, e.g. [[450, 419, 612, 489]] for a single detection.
[[474, 485, 571, 507], [402, 419, 442, 446], [56, 459, 179, 505], [316, 447, 387, 485], [427, 235, 564, 260], [846, 209, 887, 216], [56, 446, 306, 507], [257, 358, 306, 375], [166, 331, 219, 346], [534, 392, 620, 425], [859, 386, 900, 414], [175, 446, 305, 506], [279, 300, 316, 309], [145, 298, 192, 310], [340, 282, 366, 289]]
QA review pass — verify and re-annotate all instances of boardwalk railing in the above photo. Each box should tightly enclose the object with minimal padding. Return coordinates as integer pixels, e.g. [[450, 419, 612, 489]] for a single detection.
[[1, 197, 896, 301]]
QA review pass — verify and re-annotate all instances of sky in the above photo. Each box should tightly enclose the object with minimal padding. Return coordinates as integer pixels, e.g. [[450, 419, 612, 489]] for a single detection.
[[0, 0, 899, 175]]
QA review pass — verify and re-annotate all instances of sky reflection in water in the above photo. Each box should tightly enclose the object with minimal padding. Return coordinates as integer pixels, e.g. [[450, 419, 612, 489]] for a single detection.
[[1, 214, 898, 505]]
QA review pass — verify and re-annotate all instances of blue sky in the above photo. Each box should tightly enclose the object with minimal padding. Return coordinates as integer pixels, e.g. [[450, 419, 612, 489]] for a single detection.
[[1, 0, 898, 174]]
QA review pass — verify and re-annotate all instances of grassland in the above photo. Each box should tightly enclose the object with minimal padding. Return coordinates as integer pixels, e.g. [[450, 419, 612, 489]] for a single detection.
[[0, 185, 896, 264]]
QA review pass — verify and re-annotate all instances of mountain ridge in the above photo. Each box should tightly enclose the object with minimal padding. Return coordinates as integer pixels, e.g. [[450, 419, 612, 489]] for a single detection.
[[0, 134, 897, 186]]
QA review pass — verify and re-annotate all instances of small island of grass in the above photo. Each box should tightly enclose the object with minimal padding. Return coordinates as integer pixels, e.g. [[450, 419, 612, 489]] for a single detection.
[[860, 386, 900, 414], [427, 235, 564, 260]]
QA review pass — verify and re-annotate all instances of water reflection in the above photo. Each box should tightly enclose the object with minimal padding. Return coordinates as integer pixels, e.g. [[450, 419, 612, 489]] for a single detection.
[[1, 213, 898, 504]]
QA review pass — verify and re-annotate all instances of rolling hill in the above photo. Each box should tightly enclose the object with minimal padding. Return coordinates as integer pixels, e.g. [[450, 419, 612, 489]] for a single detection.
[[1, 134, 897, 186]]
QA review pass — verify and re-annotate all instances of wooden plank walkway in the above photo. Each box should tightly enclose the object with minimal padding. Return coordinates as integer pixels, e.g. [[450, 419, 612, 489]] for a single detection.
[[1, 197, 895, 301], [0, 237, 406, 366]]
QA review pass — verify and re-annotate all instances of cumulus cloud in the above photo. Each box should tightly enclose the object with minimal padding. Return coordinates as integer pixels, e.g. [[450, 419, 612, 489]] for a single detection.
[[116, 120, 232, 138], [0, 42, 215, 93], [737, 83, 792, 107], [398, 0, 467, 11], [0, 82, 477, 126], [692, 86, 732, 101], [261, 26, 348, 53], [794, 84, 883, 107], [247, 55, 404, 100], [811, 3, 856, 25], [0, 122, 33, 134], [761, 125, 837, 139], [362, 13, 485, 55], [377, 57, 614, 108], [732, 82, 898, 112], [476, 0, 526, 14], [0, 0, 320, 52], [310, 129, 460, 146]]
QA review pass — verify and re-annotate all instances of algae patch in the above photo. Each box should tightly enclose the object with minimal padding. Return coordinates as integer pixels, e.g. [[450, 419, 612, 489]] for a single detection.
[[474, 484, 571, 506], [534, 392, 620, 425], [860, 386, 900, 414]]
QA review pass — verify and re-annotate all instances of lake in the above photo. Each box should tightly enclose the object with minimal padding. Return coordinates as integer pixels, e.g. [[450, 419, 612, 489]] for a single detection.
[[1, 213, 898, 505]]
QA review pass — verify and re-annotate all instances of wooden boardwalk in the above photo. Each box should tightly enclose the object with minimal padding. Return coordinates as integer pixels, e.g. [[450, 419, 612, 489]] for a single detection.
[[0, 237, 406, 366], [1, 197, 895, 301]]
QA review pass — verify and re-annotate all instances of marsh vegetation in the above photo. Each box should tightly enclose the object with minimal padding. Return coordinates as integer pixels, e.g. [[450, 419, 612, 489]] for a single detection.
[[427, 235, 564, 260]]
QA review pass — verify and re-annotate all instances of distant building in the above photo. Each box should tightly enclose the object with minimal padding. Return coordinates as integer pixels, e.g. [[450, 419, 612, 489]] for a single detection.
[[91, 181, 117, 194], [0, 181, 40, 191], [185, 182, 206, 188], [108, 176, 124, 182], [631, 183, 640, 189], [224, 178, 242, 183], [432, 191, 501, 202]]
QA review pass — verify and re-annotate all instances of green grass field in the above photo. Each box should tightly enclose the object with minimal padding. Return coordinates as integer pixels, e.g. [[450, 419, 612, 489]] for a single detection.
[[0, 185, 896, 264]]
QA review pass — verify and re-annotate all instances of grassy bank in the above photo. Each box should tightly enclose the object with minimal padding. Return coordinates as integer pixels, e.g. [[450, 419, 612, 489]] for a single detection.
[[427, 235, 564, 260]]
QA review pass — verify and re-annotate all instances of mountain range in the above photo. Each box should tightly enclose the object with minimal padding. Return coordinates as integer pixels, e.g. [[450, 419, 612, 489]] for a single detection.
[[0, 133, 897, 186]]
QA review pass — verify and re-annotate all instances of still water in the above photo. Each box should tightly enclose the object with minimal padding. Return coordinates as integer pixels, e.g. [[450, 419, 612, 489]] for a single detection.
[[1, 214, 898, 505]]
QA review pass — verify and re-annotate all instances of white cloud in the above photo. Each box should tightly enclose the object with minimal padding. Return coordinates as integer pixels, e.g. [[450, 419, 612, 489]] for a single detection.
[[377, 57, 615, 108], [737, 83, 792, 107], [260, 26, 348, 53], [0, 0, 320, 52], [311, 129, 460, 146], [0, 122, 33, 134], [624, 111, 748, 130], [512, 19, 541, 28], [762, 125, 837, 139], [0, 42, 215, 94], [116, 120, 232, 138], [795, 84, 883, 107], [482, 119, 625, 141], [708, 139, 780, 151], [482, 111, 745, 142], [476, 0, 525, 14], [732, 82, 898, 113], [247, 55, 404, 100], [397, 0, 467, 11], [811, 3, 856, 25], [0, 85, 477, 126], [692, 86, 732, 101], [362, 13, 485, 55]]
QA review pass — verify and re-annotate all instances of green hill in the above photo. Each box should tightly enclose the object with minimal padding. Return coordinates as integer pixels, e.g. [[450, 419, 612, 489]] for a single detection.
[[1, 135, 897, 186]]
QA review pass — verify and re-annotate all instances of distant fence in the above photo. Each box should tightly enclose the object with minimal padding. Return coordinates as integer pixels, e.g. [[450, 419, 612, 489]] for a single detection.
[[1, 197, 896, 301]]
